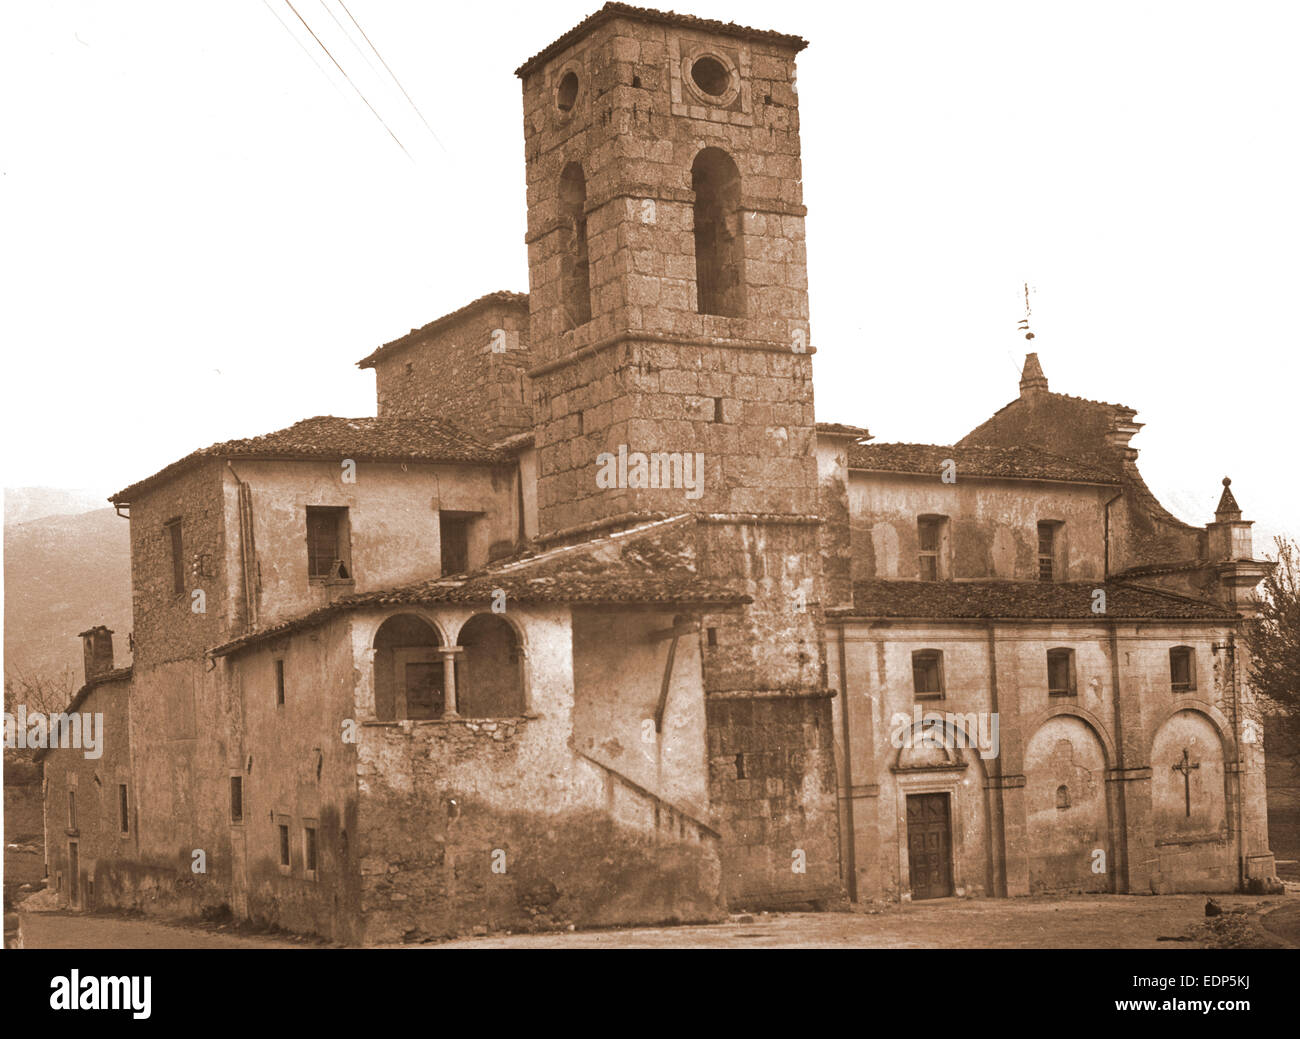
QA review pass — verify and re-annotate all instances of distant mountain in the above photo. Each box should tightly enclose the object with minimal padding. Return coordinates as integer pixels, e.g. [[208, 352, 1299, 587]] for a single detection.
[[4, 486, 111, 526], [4, 506, 132, 682]]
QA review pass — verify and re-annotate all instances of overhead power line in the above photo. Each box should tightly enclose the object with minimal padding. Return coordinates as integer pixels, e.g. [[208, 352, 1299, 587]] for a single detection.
[[282, 0, 412, 159], [337, 0, 448, 153], [317, 0, 380, 77], [260, 0, 347, 102]]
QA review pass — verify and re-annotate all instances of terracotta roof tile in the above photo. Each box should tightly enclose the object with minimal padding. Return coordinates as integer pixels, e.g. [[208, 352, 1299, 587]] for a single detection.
[[111, 416, 505, 504], [815, 422, 873, 440], [357, 290, 528, 369], [831, 580, 1234, 621], [210, 516, 749, 658], [32, 666, 133, 762], [847, 443, 1119, 485], [515, 3, 808, 79]]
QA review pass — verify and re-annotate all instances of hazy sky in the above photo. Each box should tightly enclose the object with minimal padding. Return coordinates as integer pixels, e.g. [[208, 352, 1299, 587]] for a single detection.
[[2, 1, 1296, 550]]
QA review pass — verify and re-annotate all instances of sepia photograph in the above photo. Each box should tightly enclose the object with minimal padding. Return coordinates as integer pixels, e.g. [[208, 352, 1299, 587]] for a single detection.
[[2, 0, 1297, 1016]]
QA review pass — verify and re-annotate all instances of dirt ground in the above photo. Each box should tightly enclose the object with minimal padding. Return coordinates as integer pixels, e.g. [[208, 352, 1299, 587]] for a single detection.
[[12, 892, 1295, 949]]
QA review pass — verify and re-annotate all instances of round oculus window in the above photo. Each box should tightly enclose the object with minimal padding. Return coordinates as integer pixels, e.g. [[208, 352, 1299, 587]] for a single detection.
[[690, 56, 731, 98]]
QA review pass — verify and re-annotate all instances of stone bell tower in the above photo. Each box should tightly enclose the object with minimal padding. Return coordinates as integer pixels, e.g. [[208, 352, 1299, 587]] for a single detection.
[[516, 4, 840, 907]]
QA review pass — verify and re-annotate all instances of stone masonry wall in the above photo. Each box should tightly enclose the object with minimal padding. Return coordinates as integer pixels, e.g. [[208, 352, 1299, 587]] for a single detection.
[[372, 298, 533, 443]]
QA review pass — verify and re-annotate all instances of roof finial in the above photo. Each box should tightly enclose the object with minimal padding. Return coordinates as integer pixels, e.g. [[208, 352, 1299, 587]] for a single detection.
[[1215, 476, 1241, 521], [1019, 351, 1048, 397], [1017, 282, 1035, 341]]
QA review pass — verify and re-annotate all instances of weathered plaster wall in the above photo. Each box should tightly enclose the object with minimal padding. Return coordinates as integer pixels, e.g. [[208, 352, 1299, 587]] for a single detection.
[[226, 614, 362, 940], [847, 473, 1112, 583], [816, 436, 853, 608], [350, 605, 722, 942], [828, 619, 1255, 901], [41, 679, 135, 910], [224, 460, 518, 630], [571, 608, 708, 813]]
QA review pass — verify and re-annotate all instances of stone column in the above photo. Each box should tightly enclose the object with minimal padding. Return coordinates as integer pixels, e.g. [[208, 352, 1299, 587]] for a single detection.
[[439, 646, 464, 717]]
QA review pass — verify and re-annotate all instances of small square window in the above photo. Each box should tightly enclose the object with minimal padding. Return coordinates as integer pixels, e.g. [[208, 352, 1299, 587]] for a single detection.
[[918, 517, 947, 581], [306, 506, 351, 581], [440, 513, 474, 575], [1037, 521, 1065, 582], [164, 518, 185, 596], [1170, 647, 1196, 693], [230, 776, 243, 824], [304, 824, 318, 877], [1047, 648, 1076, 697], [912, 650, 944, 700]]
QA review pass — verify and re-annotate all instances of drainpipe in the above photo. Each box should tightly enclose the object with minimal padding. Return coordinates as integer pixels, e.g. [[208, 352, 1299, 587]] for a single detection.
[[1107, 621, 1129, 891], [835, 622, 857, 902], [985, 622, 1007, 897], [1228, 631, 1246, 890]]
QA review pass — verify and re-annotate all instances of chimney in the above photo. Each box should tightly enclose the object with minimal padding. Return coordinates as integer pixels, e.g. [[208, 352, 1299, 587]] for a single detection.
[[1019, 353, 1048, 397], [78, 626, 115, 683]]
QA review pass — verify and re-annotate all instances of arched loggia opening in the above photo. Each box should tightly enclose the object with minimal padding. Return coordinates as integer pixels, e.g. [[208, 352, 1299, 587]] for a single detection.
[[373, 614, 443, 721], [691, 148, 745, 317], [559, 162, 592, 330], [456, 614, 525, 717]]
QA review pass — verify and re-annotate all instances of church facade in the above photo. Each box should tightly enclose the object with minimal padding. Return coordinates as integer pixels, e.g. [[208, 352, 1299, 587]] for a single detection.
[[37, 3, 1277, 943]]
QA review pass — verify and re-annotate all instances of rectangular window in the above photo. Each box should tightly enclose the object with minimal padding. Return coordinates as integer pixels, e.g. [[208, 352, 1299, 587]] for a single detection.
[[165, 518, 185, 596], [1047, 648, 1076, 697], [1170, 647, 1196, 693], [306, 506, 351, 581], [118, 784, 129, 834], [230, 776, 243, 823], [304, 824, 318, 875], [278, 823, 290, 867], [912, 650, 944, 700], [68, 790, 76, 830], [274, 658, 285, 707], [1038, 521, 1059, 582], [918, 517, 946, 581], [440, 513, 471, 575]]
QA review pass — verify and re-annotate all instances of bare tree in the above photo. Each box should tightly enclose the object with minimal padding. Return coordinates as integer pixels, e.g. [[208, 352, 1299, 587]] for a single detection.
[[1245, 536, 1300, 769], [3, 662, 77, 719]]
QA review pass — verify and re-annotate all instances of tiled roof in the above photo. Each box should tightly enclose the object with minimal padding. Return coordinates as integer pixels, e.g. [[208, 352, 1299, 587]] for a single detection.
[[1111, 560, 1206, 579], [357, 290, 528, 369], [515, 3, 807, 78], [847, 443, 1119, 485], [816, 422, 873, 440], [959, 390, 1136, 476], [111, 416, 505, 504], [831, 580, 1235, 621], [32, 666, 133, 762], [210, 515, 749, 658]]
